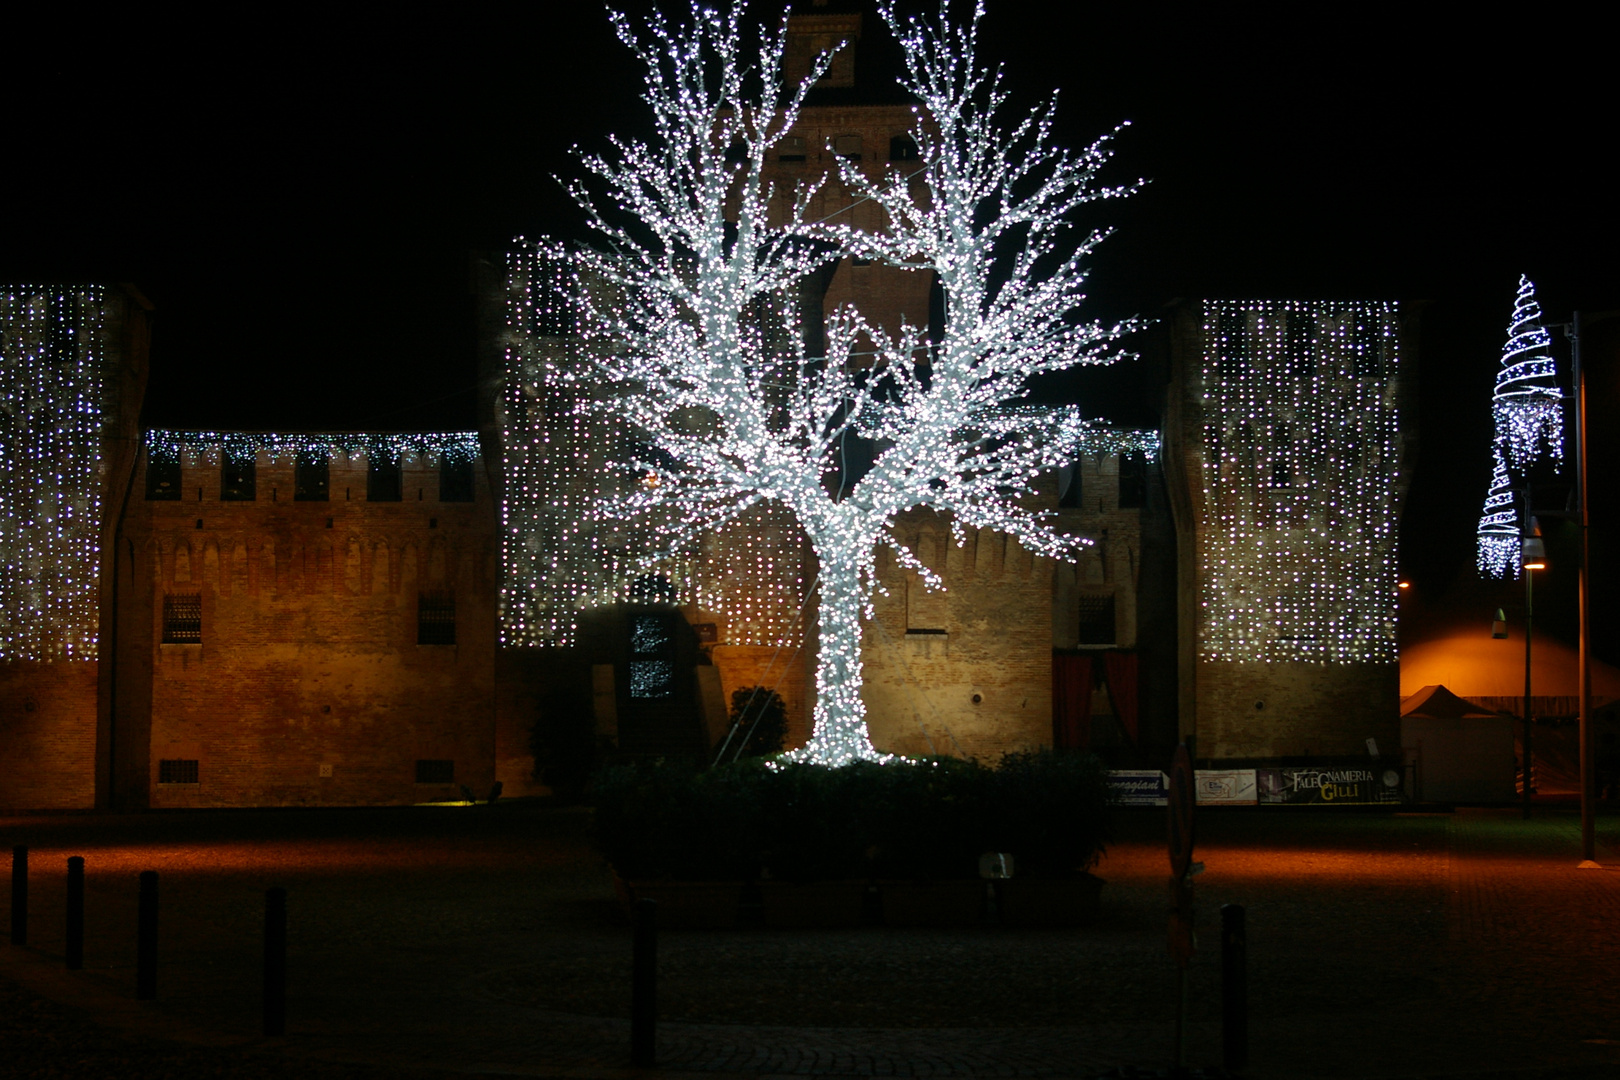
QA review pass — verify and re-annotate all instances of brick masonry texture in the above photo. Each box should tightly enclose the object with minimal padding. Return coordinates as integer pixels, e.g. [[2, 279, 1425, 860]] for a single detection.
[[0, 285, 149, 811], [116, 448, 497, 808]]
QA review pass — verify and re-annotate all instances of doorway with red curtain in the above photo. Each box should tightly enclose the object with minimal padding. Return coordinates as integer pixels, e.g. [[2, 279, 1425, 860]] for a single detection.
[[1102, 651, 1139, 747], [1052, 652, 1093, 751]]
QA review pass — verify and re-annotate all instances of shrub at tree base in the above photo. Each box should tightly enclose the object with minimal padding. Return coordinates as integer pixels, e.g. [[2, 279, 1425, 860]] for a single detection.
[[591, 752, 1113, 883], [723, 686, 788, 760]]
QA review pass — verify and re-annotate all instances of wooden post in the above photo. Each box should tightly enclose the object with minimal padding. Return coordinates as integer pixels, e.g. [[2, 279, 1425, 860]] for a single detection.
[[9, 846, 25, 946], [264, 887, 286, 1036], [65, 857, 84, 970], [1222, 903, 1247, 1069], [631, 897, 656, 1066], [137, 871, 159, 1000]]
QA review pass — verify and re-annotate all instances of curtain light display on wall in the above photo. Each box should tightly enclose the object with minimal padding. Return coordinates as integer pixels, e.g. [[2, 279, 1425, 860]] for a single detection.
[[0, 285, 108, 662], [499, 241, 811, 649], [1198, 300, 1401, 665], [1477, 276, 1563, 579]]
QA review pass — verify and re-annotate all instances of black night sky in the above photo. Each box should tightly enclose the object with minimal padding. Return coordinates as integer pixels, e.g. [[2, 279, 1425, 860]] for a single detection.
[[3, 2, 1614, 657]]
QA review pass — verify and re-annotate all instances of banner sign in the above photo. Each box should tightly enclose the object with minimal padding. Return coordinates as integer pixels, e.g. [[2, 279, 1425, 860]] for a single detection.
[[1257, 765, 1403, 805], [1195, 768, 1257, 806], [1108, 770, 1169, 807]]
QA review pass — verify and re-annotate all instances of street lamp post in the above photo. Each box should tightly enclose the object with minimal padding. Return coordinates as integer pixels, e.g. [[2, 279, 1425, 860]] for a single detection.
[[1563, 314, 1597, 866], [1520, 516, 1545, 820]]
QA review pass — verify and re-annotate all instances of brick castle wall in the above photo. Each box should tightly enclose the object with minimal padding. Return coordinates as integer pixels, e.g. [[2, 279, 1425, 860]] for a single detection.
[[861, 511, 1054, 760], [118, 444, 496, 807]]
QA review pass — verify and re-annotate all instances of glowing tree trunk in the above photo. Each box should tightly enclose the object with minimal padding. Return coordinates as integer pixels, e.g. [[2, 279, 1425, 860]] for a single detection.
[[799, 535, 882, 763]]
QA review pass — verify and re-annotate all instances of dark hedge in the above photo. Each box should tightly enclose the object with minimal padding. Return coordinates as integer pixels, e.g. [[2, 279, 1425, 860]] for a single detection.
[[592, 751, 1113, 881]]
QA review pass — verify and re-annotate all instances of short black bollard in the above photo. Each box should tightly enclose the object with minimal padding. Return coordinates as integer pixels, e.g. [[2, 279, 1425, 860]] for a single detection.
[[1222, 903, 1248, 1070], [631, 897, 656, 1067], [263, 887, 286, 1036], [10, 846, 25, 946], [65, 856, 84, 971], [137, 871, 158, 1000]]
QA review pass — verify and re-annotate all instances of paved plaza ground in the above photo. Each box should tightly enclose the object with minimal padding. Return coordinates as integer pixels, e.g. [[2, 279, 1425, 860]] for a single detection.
[[3, 800, 1620, 1079]]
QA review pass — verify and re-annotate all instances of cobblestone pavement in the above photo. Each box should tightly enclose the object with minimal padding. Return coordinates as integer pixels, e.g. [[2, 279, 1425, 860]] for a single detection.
[[4, 803, 1620, 1079]]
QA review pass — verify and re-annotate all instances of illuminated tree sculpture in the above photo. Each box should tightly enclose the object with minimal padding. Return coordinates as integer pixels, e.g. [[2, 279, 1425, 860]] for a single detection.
[[565, 2, 1142, 764], [1477, 275, 1564, 578]]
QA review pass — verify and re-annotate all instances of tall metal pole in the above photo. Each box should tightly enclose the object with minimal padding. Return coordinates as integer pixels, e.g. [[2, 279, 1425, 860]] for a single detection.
[[1570, 313, 1596, 864], [1523, 552, 1534, 821]]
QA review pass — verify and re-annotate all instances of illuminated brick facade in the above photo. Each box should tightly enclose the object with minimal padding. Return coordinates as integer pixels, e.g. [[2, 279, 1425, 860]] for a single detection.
[[112, 434, 498, 808], [1166, 300, 1416, 759], [0, 284, 149, 810]]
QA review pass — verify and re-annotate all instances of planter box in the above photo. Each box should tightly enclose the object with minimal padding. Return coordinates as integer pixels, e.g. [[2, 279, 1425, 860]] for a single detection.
[[879, 880, 987, 927], [758, 880, 868, 928], [995, 874, 1104, 927], [619, 878, 745, 929]]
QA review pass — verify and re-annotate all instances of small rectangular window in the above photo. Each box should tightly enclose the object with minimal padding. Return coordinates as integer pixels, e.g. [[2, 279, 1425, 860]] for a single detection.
[[833, 134, 862, 160], [1058, 460, 1084, 508], [1076, 593, 1116, 646], [146, 455, 181, 500], [438, 456, 475, 502], [1118, 451, 1147, 509], [295, 450, 329, 501], [367, 451, 402, 501], [158, 759, 199, 784], [777, 135, 807, 163], [416, 759, 454, 784], [418, 590, 456, 645], [221, 454, 256, 501], [162, 593, 202, 644]]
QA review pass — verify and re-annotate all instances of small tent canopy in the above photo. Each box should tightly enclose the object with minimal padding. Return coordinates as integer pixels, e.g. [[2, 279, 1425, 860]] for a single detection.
[[1400, 685, 1516, 802], [1400, 684, 1510, 721]]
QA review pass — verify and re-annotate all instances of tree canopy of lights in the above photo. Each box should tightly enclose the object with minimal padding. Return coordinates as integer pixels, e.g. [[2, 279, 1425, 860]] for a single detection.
[[1477, 275, 1563, 579], [538, 1, 1143, 765], [0, 285, 108, 662], [1196, 300, 1401, 665]]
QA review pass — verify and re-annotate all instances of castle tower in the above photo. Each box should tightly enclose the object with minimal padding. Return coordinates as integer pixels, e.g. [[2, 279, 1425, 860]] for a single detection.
[[0, 283, 150, 809], [1166, 299, 1416, 760]]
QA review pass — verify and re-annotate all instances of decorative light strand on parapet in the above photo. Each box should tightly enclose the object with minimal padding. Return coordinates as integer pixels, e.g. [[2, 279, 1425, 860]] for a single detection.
[[0, 285, 108, 662], [145, 430, 480, 464], [1196, 299, 1401, 665], [1476, 275, 1563, 579]]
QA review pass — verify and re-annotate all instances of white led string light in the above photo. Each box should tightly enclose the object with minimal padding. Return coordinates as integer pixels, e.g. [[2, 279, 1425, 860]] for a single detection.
[[0, 285, 108, 661], [498, 243, 809, 649], [497, 3, 1145, 766], [145, 430, 479, 465], [1476, 275, 1562, 579], [1197, 300, 1401, 665]]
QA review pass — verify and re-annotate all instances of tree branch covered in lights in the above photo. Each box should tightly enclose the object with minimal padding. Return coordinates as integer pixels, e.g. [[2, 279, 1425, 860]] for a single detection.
[[562, 1, 1143, 764], [1477, 276, 1563, 579]]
